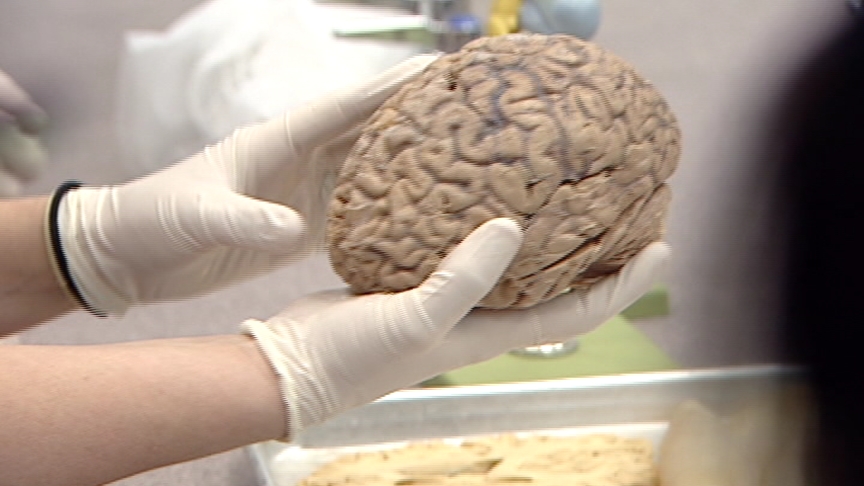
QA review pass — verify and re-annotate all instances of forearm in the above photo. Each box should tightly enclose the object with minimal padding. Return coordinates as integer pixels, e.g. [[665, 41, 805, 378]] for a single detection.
[[0, 196, 77, 334], [0, 334, 285, 486]]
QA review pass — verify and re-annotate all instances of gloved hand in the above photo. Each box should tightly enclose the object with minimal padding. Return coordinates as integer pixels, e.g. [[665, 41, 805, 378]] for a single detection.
[[57, 55, 438, 316], [0, 69, 48, 197], [242, 218, 670, 440]]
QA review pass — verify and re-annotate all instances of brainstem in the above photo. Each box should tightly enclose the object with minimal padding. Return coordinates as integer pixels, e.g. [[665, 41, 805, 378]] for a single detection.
[[327, 33, 680, 309]]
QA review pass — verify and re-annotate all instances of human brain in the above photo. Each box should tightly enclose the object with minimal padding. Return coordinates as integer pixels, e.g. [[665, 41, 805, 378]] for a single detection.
[[327, 33, 680, 309]]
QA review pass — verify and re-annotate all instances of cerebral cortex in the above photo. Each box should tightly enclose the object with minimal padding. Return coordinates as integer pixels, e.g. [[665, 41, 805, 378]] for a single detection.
[[327, 33, 680, 309]]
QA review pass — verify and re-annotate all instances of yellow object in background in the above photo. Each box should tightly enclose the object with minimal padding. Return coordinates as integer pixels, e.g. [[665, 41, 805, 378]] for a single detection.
[[487, 0, 523, 36]]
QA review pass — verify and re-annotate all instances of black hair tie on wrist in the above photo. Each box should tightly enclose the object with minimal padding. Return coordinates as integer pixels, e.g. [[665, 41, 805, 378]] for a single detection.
[[48, 181, 107, 318]]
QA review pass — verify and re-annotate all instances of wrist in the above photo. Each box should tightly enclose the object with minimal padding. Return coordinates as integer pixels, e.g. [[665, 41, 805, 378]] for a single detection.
[[231, 334, 289, 441], [55, 184, 129, 316], [240, 319, 300, 441], [0, 195, 76, 333], [44, 181, 107, 317]]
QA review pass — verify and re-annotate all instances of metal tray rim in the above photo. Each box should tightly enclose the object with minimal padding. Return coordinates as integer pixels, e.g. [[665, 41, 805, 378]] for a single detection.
[[369, 363, 802, 402]]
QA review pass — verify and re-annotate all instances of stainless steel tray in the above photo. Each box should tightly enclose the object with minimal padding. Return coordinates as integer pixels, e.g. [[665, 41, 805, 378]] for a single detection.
[[248, 365, 801, 486]]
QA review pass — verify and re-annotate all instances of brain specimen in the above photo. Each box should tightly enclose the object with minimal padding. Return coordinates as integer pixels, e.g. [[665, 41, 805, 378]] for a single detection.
[[327, 33, 680, 309], [300, 434, 657, 486]]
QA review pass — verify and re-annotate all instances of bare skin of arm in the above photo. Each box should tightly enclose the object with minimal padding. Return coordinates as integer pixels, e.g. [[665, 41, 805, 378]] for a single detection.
[[0, 198, 286, 484], [0, 335, 285, 486], [0, 196, 76, 335]]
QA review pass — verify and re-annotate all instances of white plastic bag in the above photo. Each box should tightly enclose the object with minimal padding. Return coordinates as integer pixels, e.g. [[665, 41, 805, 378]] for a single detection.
[[116, 0, 425, 177]]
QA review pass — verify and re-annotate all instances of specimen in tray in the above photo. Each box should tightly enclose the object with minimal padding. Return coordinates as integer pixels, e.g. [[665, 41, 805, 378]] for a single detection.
[[300, 433, 657, 486]]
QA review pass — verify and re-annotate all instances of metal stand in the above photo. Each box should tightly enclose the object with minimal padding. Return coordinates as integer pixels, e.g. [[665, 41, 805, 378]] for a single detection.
[[509, 339, 581, 358]]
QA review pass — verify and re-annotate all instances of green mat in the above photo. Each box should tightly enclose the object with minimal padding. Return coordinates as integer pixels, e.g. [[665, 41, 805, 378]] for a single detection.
[[619, 284, 670, 321], [424, 286, 677, 387]]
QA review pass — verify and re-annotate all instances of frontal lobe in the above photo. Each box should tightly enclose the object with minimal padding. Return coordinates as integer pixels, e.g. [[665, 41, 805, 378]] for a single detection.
[[327, 33, 680, 309]]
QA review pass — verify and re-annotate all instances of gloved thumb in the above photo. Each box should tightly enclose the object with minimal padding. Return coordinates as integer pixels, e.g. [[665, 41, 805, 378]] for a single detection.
[[413, 218, 524, 328], [191, 191, 305, 254]]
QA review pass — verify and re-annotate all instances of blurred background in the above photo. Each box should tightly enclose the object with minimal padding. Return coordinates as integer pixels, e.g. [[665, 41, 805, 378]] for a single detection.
[[0, 0, 849, 484]]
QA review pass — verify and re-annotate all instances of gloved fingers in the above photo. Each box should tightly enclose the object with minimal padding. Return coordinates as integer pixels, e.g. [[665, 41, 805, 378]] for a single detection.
[[523, 241, 671, 345], [446, 241, 671, 353], [275, 127, 361, 247], [4, 106, 47, 136], [573, 241, 671, 320], [525, 242, 669, 343], [446, 290, 607, 358], [0, 123, 49, 180], [281, 54, 438, 157], [0, 169, 22, 197], [277, 127, 360, 220], [0, 71, 48, 135], [211, 112, 359, 197], [306, 125, 360, 181], [411, 218, 523, 331], [183, 191, 305, 254], [438, 296, 584, 365], [219, 56, 436, 193]]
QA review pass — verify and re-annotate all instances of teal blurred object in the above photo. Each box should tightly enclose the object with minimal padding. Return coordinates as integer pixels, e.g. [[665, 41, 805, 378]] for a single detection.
[[519, 0, 601, 39]]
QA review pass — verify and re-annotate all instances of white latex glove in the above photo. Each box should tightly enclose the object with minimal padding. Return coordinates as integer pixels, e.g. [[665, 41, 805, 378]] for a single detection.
[[57, 55, 437, 316], [243, 218, 670, 439], [0, 69, 48, 197]]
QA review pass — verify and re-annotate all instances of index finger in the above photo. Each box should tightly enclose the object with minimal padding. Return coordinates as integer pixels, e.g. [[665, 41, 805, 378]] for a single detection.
[[282, 54, 438, 157]]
